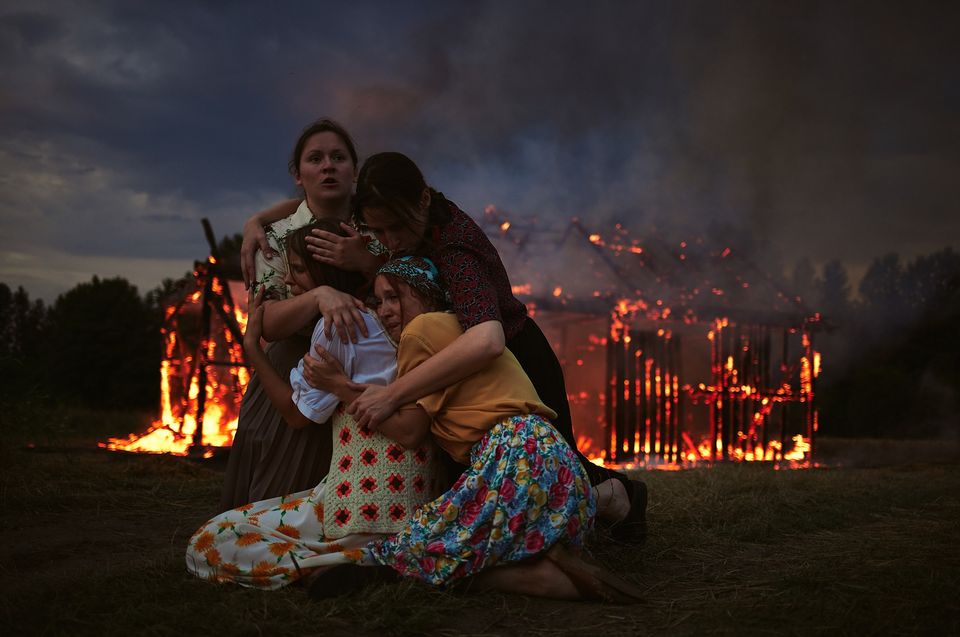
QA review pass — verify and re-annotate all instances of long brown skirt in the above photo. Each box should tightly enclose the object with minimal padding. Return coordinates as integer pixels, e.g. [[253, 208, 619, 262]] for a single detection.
[[219, 335, 332, 511]]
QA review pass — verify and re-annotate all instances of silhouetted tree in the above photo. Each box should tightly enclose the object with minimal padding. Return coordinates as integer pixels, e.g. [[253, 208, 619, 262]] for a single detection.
[[216, 233, 244, 261], [790, 257, 817, 307], [902, 248, 960, 310], [859, 253, 909, 327], [820, 248, 960, 438], [43, 276, 159, 409], [0, 283, 13, 358], [144, 277, 189, 316], [0, 284, 47, 358], [0, 284, 48, 396], [817, 259, 852, 320]]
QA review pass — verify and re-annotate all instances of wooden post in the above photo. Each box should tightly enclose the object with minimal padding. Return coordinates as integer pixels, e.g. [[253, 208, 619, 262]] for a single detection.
[[638, 332, 649, 460], [673, 334, 684, 464], [604, 315, 615, 462], [805, 325, 817, 462], [190, 265, 214, 457], [778, 328, 789, 461], [626, 325, 638, 459], [710, 322, 720, 462], [614, 325, 626, 461], [761, 326, 771, 456]]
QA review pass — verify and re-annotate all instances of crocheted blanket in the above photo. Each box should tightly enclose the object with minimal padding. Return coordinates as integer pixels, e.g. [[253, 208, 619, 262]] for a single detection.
[[323, 409, 436, 539]]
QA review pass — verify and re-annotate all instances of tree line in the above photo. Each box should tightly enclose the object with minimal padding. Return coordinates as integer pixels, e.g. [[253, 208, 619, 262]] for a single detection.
[[791, 248, 960, 438], [0, 235, 242, 410], [1, 277, 167, 409]]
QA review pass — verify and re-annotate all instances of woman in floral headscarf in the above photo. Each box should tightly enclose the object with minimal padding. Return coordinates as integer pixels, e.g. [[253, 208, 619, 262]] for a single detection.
[[305, 256, 640, 602]]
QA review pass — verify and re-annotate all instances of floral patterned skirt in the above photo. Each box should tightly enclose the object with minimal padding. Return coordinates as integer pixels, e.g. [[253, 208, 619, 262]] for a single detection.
[[186, 479, 373, 590], [368, 414, 596, 586]]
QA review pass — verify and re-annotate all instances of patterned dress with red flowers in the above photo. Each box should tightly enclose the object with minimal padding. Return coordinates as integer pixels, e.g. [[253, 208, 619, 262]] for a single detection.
[[367, 414, 595, 585], [360, 312, 596, 585]]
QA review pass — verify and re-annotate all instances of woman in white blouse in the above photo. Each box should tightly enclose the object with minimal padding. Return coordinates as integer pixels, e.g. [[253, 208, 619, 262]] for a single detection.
[[187, 221, 435, 590]]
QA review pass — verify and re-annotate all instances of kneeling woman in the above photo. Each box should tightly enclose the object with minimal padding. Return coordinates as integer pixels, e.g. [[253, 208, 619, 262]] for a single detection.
[[309, 257, 631, 600], [186, 223, 436, 590]]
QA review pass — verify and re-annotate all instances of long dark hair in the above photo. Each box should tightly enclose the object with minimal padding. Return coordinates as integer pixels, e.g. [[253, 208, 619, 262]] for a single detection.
[[288, 118, 359, 178], [353, 152, 452, 248], [285, 219, 366, 297]]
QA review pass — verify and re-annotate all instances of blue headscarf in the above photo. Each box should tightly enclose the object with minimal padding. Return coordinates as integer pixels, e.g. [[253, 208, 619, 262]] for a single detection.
[[376, 256, 449, 309]]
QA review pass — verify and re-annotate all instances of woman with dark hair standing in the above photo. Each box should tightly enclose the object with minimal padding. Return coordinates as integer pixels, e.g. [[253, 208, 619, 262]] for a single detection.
[[220, 119, 381, 510], [308, 152, 647, 540]]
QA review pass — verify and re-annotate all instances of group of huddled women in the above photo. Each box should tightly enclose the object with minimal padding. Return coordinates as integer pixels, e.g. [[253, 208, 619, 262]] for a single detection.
[[185, 119, 647, 602]]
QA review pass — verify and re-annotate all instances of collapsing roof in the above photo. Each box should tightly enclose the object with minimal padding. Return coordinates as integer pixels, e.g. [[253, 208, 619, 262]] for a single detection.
[[479, 206, 820, 328]]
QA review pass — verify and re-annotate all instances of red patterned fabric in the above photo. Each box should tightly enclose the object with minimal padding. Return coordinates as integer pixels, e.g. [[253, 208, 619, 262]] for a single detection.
[[424, 203, 528, 340], [323, 410, 436, 539]]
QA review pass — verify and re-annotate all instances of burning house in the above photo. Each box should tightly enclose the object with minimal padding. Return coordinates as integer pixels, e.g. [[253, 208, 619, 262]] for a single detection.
[[479, 207, 822, 468]]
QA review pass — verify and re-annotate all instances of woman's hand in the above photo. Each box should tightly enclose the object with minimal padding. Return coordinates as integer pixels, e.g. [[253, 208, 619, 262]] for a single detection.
[[315, 286, 369, 343], [345, 383, 400, 431], [241, 216, 274, 290], [301, 344, 349, 394], [306, 223, 381, 276], [243, 288, 266, 354]]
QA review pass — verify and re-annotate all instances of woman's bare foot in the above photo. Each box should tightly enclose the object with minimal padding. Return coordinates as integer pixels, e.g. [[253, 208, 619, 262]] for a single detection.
[[544, 543, 643, 603], [467, 558, 580, 599]]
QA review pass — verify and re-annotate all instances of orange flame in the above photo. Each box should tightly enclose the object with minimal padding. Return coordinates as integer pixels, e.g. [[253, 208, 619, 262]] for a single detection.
[[101, 264, 248, 457]]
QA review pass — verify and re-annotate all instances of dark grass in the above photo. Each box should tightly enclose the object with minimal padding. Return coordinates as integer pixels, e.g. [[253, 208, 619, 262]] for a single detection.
[[1, 404, 958, 636]]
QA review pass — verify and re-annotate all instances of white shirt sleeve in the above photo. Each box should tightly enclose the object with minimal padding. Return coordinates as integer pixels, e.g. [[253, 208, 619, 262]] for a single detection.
[[289, 312, 397, 424]]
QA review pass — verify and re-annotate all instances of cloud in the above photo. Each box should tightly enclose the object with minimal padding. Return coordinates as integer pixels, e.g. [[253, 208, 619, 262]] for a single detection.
[[0, 0, 957, 303], [0, 130, 284, 260], [0, 246, 194, 303]]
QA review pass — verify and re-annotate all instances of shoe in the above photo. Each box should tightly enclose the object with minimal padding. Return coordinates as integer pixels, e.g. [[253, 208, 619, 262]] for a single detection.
[[545, 543, 643, 604], [308, 564, 400, 599], [608, 478, 647, 544]]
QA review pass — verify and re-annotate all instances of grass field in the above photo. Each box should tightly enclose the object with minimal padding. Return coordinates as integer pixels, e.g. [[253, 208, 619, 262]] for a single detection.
[[1, 403, 958, 636]]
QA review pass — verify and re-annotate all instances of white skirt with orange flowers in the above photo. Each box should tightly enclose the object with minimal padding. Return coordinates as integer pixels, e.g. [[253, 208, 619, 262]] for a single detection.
[[186, 478, 381, 589], [187, 410, 437, 590]]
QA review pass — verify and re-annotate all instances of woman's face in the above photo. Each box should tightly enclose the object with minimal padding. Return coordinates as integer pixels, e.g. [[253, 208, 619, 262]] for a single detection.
[[361, 202, 428, 255], [374, 275, 429, 341], [284, 249, 316, 296], [294, 131, 357, 208]]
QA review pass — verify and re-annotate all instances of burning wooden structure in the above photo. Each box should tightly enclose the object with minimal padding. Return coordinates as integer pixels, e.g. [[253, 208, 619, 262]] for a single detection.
[[101, 220, 249, 457], [481, 208, 822, 467]]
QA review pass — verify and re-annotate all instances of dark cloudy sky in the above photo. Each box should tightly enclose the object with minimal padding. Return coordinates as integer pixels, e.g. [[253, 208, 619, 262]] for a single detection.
[[1, 0, 957, 301]]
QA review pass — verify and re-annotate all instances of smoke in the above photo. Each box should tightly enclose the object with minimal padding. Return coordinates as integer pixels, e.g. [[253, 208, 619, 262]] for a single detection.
[[330, 1, 959, 272]]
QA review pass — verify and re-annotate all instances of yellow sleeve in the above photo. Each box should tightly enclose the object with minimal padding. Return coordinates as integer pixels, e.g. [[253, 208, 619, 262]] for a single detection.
[[396, 314, 459, 418]]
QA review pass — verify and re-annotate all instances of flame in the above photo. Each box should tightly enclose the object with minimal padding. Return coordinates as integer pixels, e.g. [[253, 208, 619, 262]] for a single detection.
[[101, 264, 248, 456], [783, 435, 811, 462]]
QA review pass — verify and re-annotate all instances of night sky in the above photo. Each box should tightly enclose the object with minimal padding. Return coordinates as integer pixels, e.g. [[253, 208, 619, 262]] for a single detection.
[[1, 0, 957, 302]]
